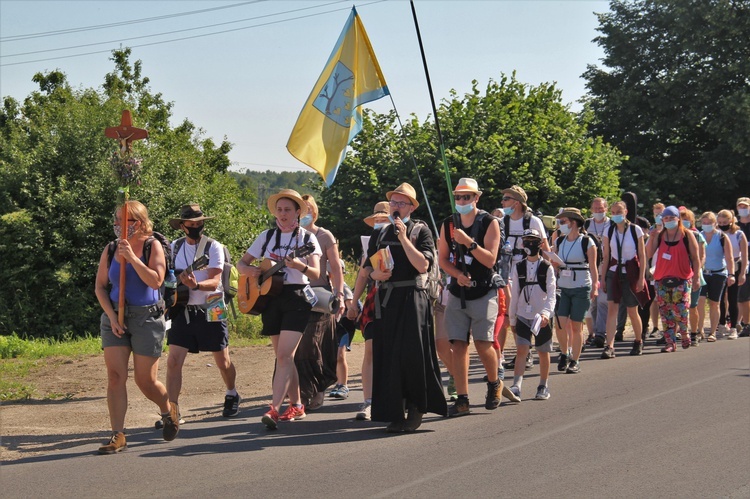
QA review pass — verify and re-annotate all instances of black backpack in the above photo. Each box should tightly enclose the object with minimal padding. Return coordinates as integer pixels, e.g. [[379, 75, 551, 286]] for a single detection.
[[107, 231, 174, 283], [503, 210, 533, 257], [582, 220, 605, 268], [554, 231, 598, 269], [515, 258, 551, 293]]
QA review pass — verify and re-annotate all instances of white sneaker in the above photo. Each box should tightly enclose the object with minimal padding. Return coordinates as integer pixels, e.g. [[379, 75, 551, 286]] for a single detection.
[[727, 328, 738, 340], [716, 325, 727, 338], [356, 401, 372, 421]]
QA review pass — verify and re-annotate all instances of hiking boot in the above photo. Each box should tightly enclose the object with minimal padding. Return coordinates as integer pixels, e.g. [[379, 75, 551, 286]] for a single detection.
[[485, 381, 501, 410], [222, 393, 241, 417], [525, 352, 534, 370], [566, 359, 580, 374], [98, 432, 126, 454], [615, 330, 624, 342], [356, 401, 372, 421], [739, 324, 750, 337], [727, 328, 738, 340], [593, 336, 605, 348], [403, 405, 424, 432], [557, 353, 569, 372], [502, 384, 522, 403], [155, 416, 185, 429], [600, 346, 615, 359], [279, 404, 306, 421], [162, 402, 180, 441], [307, 391, 325, 411], [447, 375, 457, 401], [386, 419, 405, 433], [262, 406, 280, 429], [690, 333, 699, 347], [629, 341, 643, 356], [448, 397, 471, 417], [534, 385, 550, 400]]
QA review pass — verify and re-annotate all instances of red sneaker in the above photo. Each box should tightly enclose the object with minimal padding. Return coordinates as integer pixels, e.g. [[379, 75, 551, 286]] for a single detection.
[[279, 404, 306, 421], [261, 405, 280, 429]]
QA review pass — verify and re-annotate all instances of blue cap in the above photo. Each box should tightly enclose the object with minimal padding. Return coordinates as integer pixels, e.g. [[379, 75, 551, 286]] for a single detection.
[[661, 205, 679, 218]]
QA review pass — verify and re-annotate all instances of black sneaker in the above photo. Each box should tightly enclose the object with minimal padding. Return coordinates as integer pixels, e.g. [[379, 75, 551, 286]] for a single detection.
[[223, 393, 241, 417], [566, 359, 580, 373], [629, 341, 643, 356], [600, 346, 615, 359], [593, 336, 605, 348], [485, 381, 501, 410], [740, 324, 750, 338], [448, 397, 471, 417], [557, 353, 569, 372], [503, 357, 516, 369], [656, 336, 667, 345], [649, 327, 658, 338], [525, 352, 534, 370], [615, 331, 624, 342]]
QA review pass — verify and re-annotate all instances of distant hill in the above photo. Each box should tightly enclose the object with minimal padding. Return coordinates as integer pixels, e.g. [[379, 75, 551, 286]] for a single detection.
[[230, 170, 322, 204]]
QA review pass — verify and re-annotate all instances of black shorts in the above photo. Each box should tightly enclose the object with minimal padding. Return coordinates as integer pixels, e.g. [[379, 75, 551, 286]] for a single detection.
[[739, 275, 750, 303], [700, 272, 727, 302], [515, 317, 553, 351], [168, 307, 228, 353], [261, 285, 313, 335]]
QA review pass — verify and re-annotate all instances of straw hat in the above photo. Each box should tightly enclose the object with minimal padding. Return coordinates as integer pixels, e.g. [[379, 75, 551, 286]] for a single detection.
[[386, 182, 419, 209], [169, 204, 215, 230], [364, 201, 390, 227], [556, 207, 585, 224], [266, 189, 308, 217], [453, 177, 482, 195], [502, 185, 527, 203]]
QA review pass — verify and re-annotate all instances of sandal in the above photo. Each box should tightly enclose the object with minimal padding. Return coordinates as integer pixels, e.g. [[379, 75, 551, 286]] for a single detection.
[[706, 334, 717, 342]]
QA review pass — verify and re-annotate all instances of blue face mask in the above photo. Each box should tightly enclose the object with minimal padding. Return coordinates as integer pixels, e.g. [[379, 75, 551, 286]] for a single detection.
[[299, 214, 313, 227], [558, 223, 571, 235], [664, 220, 679, 230], [682, 220, 692, 229], [373, 223, 385, 230], [389, 214, 409, 224], [739, 208, 750, 218], [703, 224, 715, 234], [502, 207, 514, 216], [611, 214, 625, 224], [455, 203, 474, 215]]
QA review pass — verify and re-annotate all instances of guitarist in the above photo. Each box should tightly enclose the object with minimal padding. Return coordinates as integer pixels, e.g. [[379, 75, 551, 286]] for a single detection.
[[237, 189, 322, 429], [165, 204, 241, 426]]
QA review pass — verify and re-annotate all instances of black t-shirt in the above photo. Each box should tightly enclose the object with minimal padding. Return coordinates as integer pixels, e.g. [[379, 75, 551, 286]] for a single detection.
[[443, 212, 498, 300]]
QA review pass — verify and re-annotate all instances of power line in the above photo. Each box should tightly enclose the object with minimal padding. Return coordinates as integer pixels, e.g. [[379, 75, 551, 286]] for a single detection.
[[1, 1, 382, 67], [0, 1, 263, 42], [3, 0, 347, 57]]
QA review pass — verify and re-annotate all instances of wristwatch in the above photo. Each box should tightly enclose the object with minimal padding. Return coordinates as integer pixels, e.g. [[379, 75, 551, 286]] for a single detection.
[[192, 283, 200, 291], [468, 241, 478, 252]]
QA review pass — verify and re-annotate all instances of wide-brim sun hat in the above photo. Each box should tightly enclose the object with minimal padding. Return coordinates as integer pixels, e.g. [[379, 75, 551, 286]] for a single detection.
[[169, 204, 215, 230], [364, 201, 390, 227], [386, 182, 419, 209], [502, 185, 527, 204], [267, 189, 308, 217], [556, 207, 585, 224]]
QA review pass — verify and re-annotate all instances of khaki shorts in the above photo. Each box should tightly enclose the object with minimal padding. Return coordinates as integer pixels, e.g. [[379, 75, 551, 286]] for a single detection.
[[444, 289, 498, 343], [101, 304, 166, 358]]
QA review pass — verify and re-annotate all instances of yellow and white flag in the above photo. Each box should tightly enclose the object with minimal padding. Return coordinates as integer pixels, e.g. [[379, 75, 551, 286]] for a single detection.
[[287, 7, 389, 186]]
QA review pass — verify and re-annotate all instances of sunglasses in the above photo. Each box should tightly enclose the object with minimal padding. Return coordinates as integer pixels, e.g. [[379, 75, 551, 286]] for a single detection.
[[389, 200, 413, 209], [502, 196, 515, 202], [454, 194, 475, 202]]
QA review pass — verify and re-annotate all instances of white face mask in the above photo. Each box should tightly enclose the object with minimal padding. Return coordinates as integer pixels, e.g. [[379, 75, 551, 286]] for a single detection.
[[592, 212, 606, 221], [738, 208, 750, 218]]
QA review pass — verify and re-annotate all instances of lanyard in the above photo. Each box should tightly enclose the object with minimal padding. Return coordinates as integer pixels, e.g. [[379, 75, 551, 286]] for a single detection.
[[560, 236, 578, 265]]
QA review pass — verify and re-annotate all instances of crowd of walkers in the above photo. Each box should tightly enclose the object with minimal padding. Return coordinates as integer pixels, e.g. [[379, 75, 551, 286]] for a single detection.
[[94, 185, 750, 450]]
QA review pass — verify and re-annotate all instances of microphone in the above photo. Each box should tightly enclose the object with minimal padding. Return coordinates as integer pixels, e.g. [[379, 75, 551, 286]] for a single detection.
[[393, 211, 401, 235]]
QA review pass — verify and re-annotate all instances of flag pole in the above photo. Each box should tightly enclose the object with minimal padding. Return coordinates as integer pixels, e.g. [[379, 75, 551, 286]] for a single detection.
[[409, 0, 466, 308]]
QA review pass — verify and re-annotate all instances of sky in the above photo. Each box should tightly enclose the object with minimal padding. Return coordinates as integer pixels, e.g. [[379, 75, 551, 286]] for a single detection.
[[0, 0, 610, 174]]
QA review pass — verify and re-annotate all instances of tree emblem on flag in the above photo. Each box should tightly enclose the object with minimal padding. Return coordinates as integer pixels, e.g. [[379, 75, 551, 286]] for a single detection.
[[313, 61, 354, 128]]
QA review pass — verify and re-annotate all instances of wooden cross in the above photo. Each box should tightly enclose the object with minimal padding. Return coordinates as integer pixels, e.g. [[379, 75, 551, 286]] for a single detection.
[[105, 110, 149, 156], [105, 110, 149, 326]]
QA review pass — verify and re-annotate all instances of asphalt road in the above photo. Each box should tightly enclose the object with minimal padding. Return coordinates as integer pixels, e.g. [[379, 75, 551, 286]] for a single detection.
[[3, 338, 749, 498]]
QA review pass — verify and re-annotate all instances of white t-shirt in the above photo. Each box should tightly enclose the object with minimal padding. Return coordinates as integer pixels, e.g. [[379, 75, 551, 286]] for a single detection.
[[607, 224, 644, 272], [246, 228, 322, 285], [507, 215, 548, 263], [172, 238, 224, 306]]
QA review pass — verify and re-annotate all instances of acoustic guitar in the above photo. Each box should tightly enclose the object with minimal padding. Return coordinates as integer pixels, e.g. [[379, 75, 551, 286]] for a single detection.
[[237, 242, 316, 315], [164, 255, 210, 311]]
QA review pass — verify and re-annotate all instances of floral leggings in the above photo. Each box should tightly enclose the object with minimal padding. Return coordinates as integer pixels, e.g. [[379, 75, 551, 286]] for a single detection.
[[655, 279, 691, 345]]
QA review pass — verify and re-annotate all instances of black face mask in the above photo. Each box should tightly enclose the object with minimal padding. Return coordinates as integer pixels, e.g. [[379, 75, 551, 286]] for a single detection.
[[523, 239, 541, 256], [718, 224, 731, 232], [185, 224, 204, 240]]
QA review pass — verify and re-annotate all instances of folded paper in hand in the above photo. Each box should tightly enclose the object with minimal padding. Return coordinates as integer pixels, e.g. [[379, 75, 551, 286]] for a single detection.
[[370, 246, 394, 272], [531, 314, 543, 336]]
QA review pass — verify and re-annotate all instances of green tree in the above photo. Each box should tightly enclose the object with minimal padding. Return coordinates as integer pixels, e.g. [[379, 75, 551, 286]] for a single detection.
[[0, 49, 265, 339], [582, 0, 750, 210], [320, 74, 623, 257]]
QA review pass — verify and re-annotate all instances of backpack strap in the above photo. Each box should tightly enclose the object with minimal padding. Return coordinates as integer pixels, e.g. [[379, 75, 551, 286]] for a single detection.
[[195, 236, 210, 262], [260, 228, 275, 257], [516, 259, 549, 294], [581, 235, 592, 264]]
